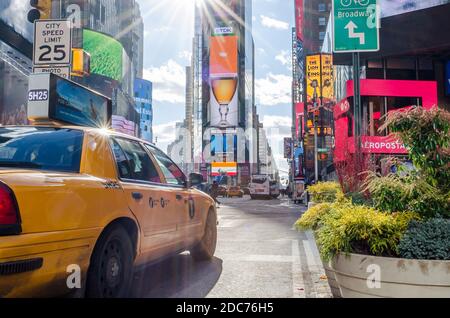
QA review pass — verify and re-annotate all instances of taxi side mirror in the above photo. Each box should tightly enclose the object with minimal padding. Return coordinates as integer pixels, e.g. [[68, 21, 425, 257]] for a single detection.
[[188, 173, 203, 187]]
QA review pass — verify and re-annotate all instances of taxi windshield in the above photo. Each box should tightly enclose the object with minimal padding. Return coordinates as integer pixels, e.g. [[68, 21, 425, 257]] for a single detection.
[[0, 127, 84, 173]]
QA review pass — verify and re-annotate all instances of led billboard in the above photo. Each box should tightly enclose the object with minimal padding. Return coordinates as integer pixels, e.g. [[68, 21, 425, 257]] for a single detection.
[[53, 77, 111, 128], [83, 29, 123, 82], [209, 35, 238, 127], [211, 162, 237, 177]]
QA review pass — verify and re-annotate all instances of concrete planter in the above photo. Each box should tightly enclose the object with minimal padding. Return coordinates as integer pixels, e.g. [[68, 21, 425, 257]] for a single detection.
[[322, 260, 342, 298], [330, 253, 450, 298], [312, 231, 342, 298]]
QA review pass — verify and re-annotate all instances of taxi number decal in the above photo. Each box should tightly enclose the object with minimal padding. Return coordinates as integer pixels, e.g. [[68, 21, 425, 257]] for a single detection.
[[149, 197, 170, 208]]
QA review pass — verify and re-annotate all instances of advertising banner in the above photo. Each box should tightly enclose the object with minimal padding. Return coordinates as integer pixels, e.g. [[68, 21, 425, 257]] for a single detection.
[[284, 138, 292, 159], [112, 115, 137, 136], [295, 0, 304, 41], [360, 136, 408, 154], [211, 162, 237, 176], [294, 0, 304, 41], [295, 102, 304, 138], [209, 35, 238, 127], [306, 55, 322, 110], [321, 54, 334, 103], [27, 73, 112, 128]]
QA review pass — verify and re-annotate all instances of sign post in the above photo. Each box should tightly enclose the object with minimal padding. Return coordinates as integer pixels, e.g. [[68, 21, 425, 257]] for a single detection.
[[333, 0, 380, 156], [33, 20, 72, 79], [332, 0, 379, 53]]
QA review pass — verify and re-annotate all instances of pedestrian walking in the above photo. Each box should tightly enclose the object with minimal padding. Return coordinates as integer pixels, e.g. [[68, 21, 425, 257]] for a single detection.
[[210, 181, 221, 205]]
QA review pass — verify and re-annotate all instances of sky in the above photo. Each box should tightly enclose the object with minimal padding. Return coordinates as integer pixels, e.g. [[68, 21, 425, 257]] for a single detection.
[[137, 0, 295, 175]]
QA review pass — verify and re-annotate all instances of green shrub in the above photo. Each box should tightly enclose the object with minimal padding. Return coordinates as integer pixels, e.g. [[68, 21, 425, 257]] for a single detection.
[[316, 203, 420, 261], [345, 191, 373, 207], [382, 107, 450, 191], [295, 202, 333, 231], [398, 217, 450, 260], [307, 182, 343, 203], [363, 171, 450, 217]]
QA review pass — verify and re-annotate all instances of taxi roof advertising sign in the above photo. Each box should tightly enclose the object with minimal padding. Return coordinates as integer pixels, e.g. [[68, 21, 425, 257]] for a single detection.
[[27, 73, 112, 128]]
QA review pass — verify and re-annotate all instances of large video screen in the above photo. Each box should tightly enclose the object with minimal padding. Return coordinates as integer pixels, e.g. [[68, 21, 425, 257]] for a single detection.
[[209, 35, 238, 128], [51, 76, 111, 128], [83, 29, 123, 82]]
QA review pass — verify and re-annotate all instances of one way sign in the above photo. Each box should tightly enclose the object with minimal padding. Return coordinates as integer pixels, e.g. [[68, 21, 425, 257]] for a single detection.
[[332, 0, 380, 53]]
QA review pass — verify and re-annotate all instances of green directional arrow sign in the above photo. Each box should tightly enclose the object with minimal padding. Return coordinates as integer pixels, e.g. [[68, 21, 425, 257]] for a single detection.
[[333, 0, 380, 53]]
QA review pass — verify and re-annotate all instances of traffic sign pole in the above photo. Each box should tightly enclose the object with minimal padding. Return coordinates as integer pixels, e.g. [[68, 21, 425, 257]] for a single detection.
[[353, 52, 362, 155]]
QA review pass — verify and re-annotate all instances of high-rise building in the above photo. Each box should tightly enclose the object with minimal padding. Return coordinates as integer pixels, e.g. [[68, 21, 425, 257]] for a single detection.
[[196, 0, 257, 185], [293, 0, 333, 183], [303, 0, 331, 54]]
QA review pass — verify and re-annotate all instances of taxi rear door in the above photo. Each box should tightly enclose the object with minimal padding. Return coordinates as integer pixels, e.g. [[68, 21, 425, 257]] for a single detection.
[[144, 145, 203, 246]]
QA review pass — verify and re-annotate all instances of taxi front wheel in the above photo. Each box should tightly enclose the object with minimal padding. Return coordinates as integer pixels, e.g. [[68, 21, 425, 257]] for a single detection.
[[190, 211, 217, 262], [86, 224, 134, 298]]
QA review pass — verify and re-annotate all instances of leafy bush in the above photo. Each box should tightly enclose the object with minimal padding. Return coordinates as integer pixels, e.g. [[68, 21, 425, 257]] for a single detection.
[[316, 203, 420, 261], [382, 106, 450, 191], [295, 202, 333, 231], [363, 171, 450, 217], [345, 191, 373, 207], [398, 217, 450, 260], [307, 182, 343, 203]]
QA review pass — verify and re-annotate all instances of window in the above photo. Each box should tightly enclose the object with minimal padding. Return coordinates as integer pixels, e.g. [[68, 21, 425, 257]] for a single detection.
[[110, 137, 161, 183], [319, 31, 325, 41], [318, 3, 326, 12], [145, 145, 186, 186], [318, 17, 326, 26], [0, 127, 83, 173]]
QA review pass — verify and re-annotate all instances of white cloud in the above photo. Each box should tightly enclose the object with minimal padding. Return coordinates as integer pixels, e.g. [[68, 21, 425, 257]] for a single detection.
[[255, 73, 291, 106], [153, 121, 178, 153], [143, 59, 186, 103], [275, 50, 291, 68], [178, 50, 192, 61], [256, 47, 266, 55], [260, 15, 289, 30]]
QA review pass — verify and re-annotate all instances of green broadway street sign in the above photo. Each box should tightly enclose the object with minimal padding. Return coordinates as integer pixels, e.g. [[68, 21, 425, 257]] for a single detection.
[[333, 0, 380, 53]]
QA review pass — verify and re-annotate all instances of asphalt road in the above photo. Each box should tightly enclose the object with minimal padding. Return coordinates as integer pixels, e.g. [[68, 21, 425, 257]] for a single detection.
[[131, 196, 332, 298]]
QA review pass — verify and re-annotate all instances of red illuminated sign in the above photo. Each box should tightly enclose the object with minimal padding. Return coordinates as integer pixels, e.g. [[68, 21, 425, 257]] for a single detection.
[[295, 0, 304, 41]]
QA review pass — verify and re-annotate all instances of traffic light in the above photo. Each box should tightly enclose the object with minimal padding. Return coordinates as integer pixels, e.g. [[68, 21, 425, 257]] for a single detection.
[[28, 0, 52, 23], [71, 49, 91, 77], [318, 153, 328, 161]]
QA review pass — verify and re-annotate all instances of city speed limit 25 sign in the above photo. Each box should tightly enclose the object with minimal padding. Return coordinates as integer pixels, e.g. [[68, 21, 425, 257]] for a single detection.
[[332, 0, 380, 52], [33, 20, 72, 66]]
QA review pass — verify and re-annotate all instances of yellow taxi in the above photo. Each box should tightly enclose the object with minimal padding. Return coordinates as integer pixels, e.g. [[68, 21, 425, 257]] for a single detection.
[[0, 125, 217, 298], [226, 186, 244, 198]]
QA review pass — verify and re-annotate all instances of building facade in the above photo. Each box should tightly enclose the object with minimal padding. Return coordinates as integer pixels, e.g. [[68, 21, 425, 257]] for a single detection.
[[322, 1, 450, 174], [198, 0, 257, 185], [0, 0, 144, 136]]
